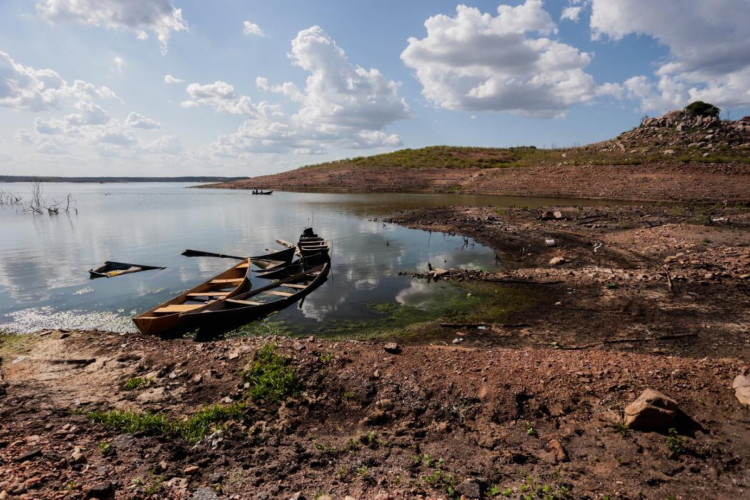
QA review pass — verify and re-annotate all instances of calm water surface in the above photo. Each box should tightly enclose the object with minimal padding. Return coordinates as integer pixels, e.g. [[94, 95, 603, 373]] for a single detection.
[[0, 183, 626, 335]]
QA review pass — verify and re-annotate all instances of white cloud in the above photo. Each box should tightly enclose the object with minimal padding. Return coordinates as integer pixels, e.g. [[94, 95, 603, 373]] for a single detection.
[[561, 6, 582, 22], [0, 50, 116, 111], [113, 56, 125, 72], [187, 26, 410, 156], [242, 20, 265, 37], [164, 74, 184, 85], [401, 0, 596, 118], [590, 0, 750, 111], [125, 112, 161, 129], [36, 0, 187, 53]]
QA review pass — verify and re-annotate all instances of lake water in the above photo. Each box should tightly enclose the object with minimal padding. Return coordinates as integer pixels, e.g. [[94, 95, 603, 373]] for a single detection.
[[0, 182, 623, 336]]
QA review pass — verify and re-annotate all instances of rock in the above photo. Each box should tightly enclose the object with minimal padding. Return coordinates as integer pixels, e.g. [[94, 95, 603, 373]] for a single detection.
[[288, 493, 306, 500], [549, 256, 566, 266], [553, 210, 564, 219], [544, 238, 556, 247], [183, 465, 200, 475], [546, 439, 569, 463], [624, 389, 679, 430], [733, 369, 750, 407], [190, 487, 219, 500], [209, 472, 224, 484], [71, 446, 87, 464], [15, 448, 42, 462], [375, 399, 394, 411], [383, 342, 401, 354], [455, 478, 485, 498], [86, 481, 114, 499]]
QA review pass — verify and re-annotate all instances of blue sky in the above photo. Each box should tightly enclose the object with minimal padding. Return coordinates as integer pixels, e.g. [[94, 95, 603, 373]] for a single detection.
[[1, 0, 749, 177]]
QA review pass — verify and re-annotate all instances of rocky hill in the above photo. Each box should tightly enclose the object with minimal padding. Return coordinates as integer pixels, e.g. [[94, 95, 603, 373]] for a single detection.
[[210, 104, 750, 202]]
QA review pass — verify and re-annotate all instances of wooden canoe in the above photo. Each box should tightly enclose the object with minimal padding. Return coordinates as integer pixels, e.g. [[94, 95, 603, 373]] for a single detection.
[[132, 258, 251, 335], [297, 228, 330, 256], [89, 261, 165, 279], [181, 262, 329, 330]]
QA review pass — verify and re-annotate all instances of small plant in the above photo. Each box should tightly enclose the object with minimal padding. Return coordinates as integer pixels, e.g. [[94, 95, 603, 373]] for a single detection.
[[501, 487, 513, 497], [341, 391, 357, 401], [606, 282, 619, 289], [612, 421, 629, 437], [122, 377, 153, 391], [245, 344, 299, 401], [361, 431, 384, 447], [98, 441, 113, 456], [319, 352, 334, 364], [488, 484, 501, 496], [665, 428, 685, 458], [356, 465, 369, 477], [525, 421, 537, 437]]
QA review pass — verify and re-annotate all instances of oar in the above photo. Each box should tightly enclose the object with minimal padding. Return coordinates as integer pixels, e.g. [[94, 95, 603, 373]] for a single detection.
[[181, 249, 246, 260]]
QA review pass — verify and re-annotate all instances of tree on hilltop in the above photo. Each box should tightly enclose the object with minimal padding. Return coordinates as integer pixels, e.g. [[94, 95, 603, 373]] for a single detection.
[[684, 101, 720, 118]]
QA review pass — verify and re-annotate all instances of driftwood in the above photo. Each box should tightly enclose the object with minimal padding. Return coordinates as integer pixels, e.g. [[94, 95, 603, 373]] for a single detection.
[[555, 332, 698, 350], [483, 278, 563, 285]]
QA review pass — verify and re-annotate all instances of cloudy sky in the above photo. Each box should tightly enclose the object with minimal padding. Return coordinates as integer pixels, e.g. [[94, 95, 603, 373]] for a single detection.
[[1, 0, 749, 177]]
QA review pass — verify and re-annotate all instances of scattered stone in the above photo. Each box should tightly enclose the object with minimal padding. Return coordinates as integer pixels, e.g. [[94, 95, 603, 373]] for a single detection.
[[732, 368, 750, 407], [190, 487, 219, 500], [545, 238, 557, 247], [209, 472, 224, 484], [455, 478, 485, 498], [624, 389, 679, 430], [86, 481, 114, 499], [183, 465, 200, 475], [71, 446, 87, 464], [549, 256, 566, 266], [383, 342, 401, 354], [15, 448, 42, 462], [288, 493, 306, 500], [546, 439, 569, 463]]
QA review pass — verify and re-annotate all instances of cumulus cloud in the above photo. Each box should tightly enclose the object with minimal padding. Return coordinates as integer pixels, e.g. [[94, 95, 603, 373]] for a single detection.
[[187, 26, 410, 156], [242, 20, 265, 37], [36, 0, 187, 53], [0, 50, 116, 111], [125, 112, 161, 129], [401, 0, 596, 118], [164, 74, 184, 85], [561, 7, 582, 22], [590, 0, 750, 111]]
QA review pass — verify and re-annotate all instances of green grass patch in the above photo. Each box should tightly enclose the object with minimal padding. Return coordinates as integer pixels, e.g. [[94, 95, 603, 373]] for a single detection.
[[245, 344, 299, 402], [87, 403, 247, 444], [122, 377, 153, 391]]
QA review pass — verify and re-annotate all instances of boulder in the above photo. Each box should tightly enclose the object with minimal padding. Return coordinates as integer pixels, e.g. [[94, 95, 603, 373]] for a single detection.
[[190, 487, 219, 500], [455, 478, 485, 498], [86, 481, 114, 499], [624, 389, 679, 430], [384, 342, 401, 354]]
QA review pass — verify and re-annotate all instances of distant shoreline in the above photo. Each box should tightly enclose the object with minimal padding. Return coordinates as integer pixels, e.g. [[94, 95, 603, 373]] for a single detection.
[[0, 175, 247, 184]]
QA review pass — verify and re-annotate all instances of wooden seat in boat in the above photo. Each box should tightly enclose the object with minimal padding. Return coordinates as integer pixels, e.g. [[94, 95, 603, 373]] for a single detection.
[[210, 278, 245, 285], [187, 292, 231, 297], [266, 290, 293, 297], [226, 299, 264, 306], [154, 304, 206, 314]]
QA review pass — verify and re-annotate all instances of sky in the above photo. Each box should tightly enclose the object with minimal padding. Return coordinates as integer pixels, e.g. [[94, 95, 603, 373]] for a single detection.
[[1, 0, 749, 177]]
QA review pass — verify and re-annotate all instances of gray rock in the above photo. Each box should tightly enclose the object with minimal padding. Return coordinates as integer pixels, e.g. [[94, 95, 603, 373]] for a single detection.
[[190, 487, 219, 500], [14, 448, 42, 462], [384, 342, 401, 354], [624, 389, 679, 430], [86, 481, 114, 499], [455, 478, 485, 498]]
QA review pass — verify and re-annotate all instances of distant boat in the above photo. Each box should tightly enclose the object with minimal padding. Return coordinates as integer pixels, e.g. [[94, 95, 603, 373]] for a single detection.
[[132, 258, 251, 335], [251, 189, 273, 195], [89, 261, 165, 279], [182, 262, 330, 330]]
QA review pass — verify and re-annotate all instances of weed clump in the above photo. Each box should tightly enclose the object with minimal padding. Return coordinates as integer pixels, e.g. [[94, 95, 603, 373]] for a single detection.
[[245, 344, 299, 401]]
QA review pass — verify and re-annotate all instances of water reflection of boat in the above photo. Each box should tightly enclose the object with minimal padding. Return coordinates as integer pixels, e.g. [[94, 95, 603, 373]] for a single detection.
[[89, 261, 165, 279], [251, 189, 273, 195], [183, 261, 330, 331], [132, 259, 251, 335]]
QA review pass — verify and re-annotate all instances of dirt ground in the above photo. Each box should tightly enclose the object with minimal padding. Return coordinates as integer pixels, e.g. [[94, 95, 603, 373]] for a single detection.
[[209, 163, 750, 203], [1, 201, 749, 499]]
